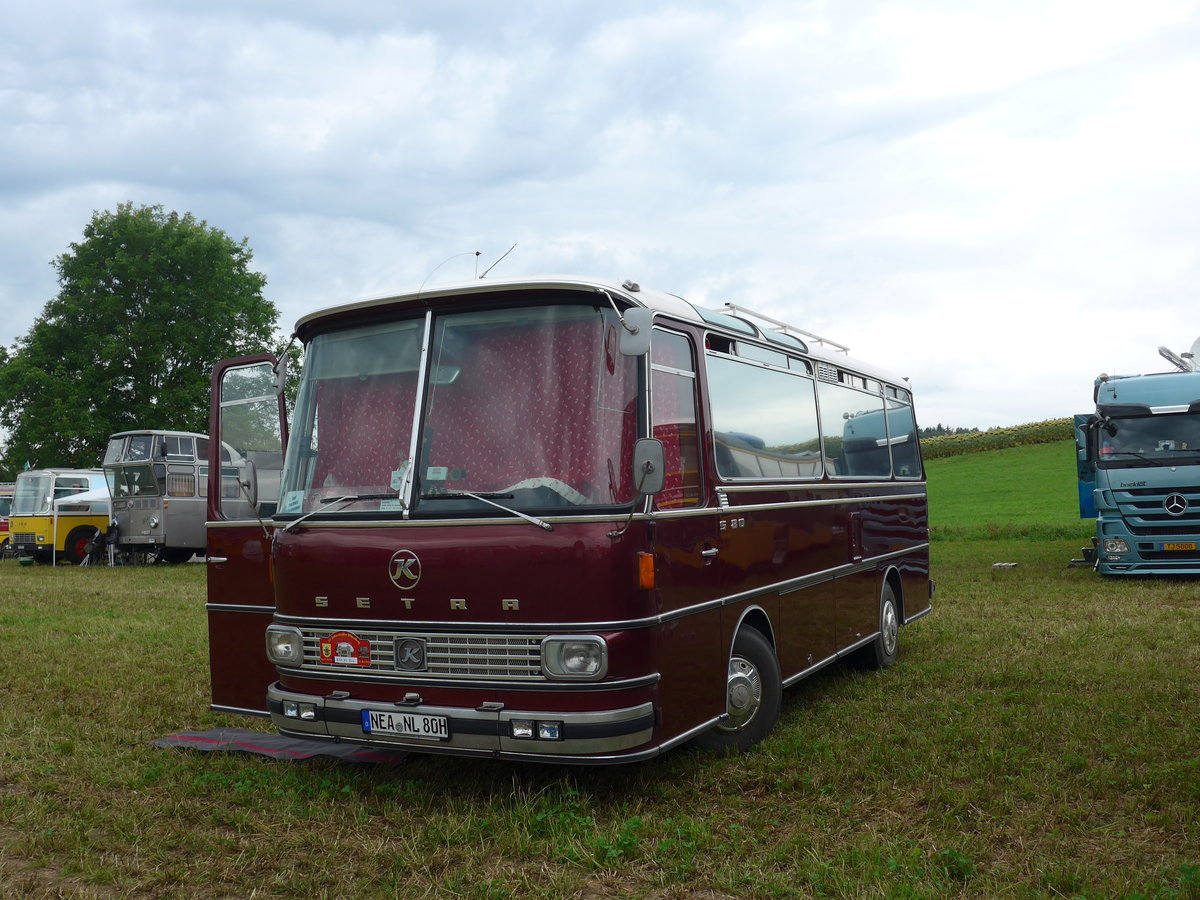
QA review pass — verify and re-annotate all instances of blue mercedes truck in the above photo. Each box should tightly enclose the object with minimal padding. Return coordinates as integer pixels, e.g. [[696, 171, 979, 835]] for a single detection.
[[1076, 346, 1200, 575]]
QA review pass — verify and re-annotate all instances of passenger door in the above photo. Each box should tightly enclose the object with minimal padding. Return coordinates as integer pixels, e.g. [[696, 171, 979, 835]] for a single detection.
[[205, 354, 288, 715]]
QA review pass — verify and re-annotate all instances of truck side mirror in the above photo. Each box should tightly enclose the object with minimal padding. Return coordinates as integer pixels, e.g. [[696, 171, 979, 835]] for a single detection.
[[239, 459, 258, 508], [619, 308, 653, 357], [632, 439, 665, 496]]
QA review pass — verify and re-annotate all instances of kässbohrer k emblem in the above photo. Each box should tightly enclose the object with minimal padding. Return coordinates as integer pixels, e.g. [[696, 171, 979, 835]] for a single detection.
[[389, 549, 422, 589]]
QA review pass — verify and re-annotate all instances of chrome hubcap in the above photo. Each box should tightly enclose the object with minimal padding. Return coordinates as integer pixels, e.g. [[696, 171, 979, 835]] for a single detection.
[[882, 599, 898, 656], [718, 656, 762, 732]]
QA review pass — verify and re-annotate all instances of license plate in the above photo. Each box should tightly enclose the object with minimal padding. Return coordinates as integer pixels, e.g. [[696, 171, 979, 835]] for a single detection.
[[361, 709, 450, 741], [1159, 542, 1197, 551]]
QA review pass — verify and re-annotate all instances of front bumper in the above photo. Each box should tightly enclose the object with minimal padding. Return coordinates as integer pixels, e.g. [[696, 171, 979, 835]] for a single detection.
[[266, 683, 656, 762]]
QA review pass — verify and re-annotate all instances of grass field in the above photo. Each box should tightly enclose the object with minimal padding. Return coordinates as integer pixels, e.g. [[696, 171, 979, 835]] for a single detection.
[[1, 443, 1198, 899]]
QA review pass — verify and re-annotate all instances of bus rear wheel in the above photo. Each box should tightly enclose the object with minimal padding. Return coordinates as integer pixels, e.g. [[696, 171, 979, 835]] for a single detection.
[[695, 627, 782, 756], [853, 582, 900, 671]]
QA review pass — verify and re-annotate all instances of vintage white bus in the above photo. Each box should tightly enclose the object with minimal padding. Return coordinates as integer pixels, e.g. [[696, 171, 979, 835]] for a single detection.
[[206, 276, 932, 763]]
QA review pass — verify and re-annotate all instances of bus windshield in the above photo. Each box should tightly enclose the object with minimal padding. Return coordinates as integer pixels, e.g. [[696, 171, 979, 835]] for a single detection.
[[13, 474, 52, 515], [278, 302, 640, 517], [1098, 412, 1200, 467]]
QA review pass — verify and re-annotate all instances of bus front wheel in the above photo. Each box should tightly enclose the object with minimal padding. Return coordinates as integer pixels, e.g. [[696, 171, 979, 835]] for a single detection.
[[695, 627, 782, 756]]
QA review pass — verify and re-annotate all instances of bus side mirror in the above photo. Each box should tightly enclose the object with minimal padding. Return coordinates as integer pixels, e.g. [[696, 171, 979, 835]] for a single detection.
[[619, 309, 653, 357], [632, 439, 665, 496], [273, 356, 288, 395], [239, 460, 258, 508]]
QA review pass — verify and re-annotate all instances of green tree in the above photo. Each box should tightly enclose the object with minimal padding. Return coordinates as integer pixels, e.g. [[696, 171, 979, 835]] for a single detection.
[[0, 203, 280, 469]]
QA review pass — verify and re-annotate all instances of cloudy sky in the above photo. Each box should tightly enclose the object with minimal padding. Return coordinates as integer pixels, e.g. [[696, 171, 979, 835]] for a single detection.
[[3, 0, 1199, 429]]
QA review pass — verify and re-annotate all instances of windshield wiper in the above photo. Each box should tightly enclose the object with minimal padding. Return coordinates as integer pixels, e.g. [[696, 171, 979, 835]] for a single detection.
[[281, 493, 404, 532], [421, 489, 552, 531], [320, 493, 398, 503], [422, 491, 514, 500]]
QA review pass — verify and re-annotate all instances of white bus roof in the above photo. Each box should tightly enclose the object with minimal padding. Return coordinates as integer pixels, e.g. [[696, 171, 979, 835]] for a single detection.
[[292, 276, 912, 389], [108, 430, 208, 439], [52, 487, 112, 509]]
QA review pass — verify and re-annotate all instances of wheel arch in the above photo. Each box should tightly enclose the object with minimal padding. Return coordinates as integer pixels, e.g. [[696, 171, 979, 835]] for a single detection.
[[729, 604, 776, 652], [883, 565, 904, 622]]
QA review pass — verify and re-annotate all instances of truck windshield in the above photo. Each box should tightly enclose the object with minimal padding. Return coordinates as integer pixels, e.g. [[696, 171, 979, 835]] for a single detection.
[[278, 301, 640, 518], [1098, 413, 1200, 466], [107, 464, 163, 498]]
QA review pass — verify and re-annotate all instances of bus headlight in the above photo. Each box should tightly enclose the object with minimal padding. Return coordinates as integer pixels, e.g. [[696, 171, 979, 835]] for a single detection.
[[1102, 538, 1129, 554], [541, 635, 607, 681], [265, 625, 304, 666]]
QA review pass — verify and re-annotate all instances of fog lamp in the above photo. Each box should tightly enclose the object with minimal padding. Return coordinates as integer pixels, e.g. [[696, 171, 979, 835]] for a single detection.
[[541, 635, 607, 681], [282, 701, 317, 720], [537, 721, 562, 741], [511, 719, 535, 739]]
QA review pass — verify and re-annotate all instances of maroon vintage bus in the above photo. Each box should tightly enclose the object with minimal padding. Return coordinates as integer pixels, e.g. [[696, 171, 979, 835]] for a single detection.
[[206, 276, 931, 763]]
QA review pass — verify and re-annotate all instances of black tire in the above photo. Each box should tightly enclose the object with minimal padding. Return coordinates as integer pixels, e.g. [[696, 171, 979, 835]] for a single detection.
[[157, 547, 195, 564], [854, 582, 900, 670], [61, 527, 95, 565], [694, 627, 782, 756]]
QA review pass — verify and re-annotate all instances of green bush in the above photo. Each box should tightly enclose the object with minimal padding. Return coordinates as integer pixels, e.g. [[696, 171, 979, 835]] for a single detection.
[[922, 418, 1073, 459]]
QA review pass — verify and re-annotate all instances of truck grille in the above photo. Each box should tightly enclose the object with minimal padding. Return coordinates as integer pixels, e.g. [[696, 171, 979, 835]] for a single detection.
[[298, 629, 546, 681], [13, 532, 36, 546], [1114, 485, 1200, 535]]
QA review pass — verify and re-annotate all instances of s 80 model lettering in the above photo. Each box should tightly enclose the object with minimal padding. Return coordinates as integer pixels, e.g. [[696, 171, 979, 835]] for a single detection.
[[205, 276, 933, 764]]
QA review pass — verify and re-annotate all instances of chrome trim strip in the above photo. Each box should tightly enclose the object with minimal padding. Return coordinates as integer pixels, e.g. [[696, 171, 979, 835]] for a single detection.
[[206, 603, 277, 615], [269, 543, 928, 634], [496, 714, 724, 765], [276, 667, 661, 691], [212, 486, 925, 531], [719, 481, 926, 493], [205, 557, 229, 564], [903, 605, 933, 626], [209, 704, 271, 719], [782, 653, 839, 688]]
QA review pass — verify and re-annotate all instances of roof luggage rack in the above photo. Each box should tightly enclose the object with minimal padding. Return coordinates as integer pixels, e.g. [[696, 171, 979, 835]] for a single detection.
[[717, 302, 849, 354]]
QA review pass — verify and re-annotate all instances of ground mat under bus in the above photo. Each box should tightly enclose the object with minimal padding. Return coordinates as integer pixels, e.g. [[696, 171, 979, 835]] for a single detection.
[[153, 728, 409, 763]]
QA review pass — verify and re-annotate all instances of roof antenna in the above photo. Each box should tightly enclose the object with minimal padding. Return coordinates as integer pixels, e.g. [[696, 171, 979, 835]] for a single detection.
[[419, 251, 482, 294], [479, 243, 516, 279]]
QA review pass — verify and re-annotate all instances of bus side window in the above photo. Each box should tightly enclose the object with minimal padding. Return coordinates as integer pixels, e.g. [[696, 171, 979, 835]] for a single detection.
[[886, 397, 921, 478], [707, 355, 821, 479], [651, 330, 702, 509], [818, 379, 890, 478], [167, 467, 197, 497]]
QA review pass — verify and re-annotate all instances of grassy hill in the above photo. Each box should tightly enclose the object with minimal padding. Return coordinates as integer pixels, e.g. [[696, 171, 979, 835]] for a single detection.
[[925, 438, 1093, 541]]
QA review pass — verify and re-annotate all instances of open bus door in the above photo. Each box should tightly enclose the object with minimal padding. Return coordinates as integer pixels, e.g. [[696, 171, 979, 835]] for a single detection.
[[1074, 413, 1097, 519], [206, 354, 288, 716]]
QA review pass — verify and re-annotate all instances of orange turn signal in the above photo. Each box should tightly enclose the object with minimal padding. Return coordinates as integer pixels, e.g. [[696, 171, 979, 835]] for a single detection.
[[637, 551, 655, 590]]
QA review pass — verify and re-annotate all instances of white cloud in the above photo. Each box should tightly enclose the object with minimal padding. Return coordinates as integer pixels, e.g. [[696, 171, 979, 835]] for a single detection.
[[0, 0, 1198, 431]]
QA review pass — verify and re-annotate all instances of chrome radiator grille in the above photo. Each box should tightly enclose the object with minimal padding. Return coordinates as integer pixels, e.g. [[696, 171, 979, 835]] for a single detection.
[[298, 628, 546, 681]]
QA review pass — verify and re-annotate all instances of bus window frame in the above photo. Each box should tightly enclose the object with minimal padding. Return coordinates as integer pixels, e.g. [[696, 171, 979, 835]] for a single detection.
[[704, 343, 823, 484]]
